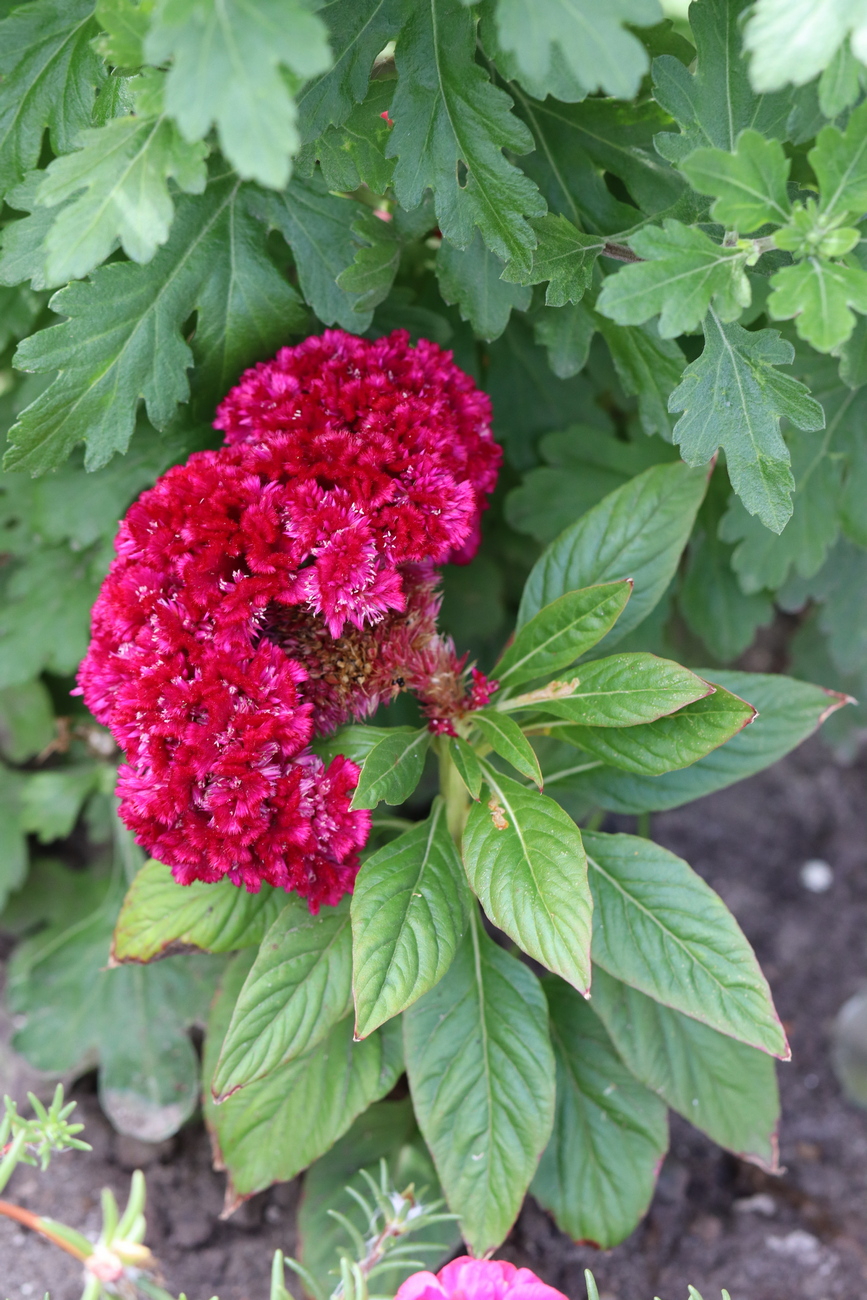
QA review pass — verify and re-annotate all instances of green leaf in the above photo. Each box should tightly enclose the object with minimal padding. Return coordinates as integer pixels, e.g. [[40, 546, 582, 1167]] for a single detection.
[[0, 547, 100, 687], [351, 799, 471, 1038], [768, 259, 867, 353], [548, 682, 756, 775], [744, 0, 866, 93], [335, 210, 401, 313], [464, 769, 592, 991], [300, 77, 396, 194], [544, 669, 850, 812], [818, 40, 865, 118], [596, 221, 751, 339], [494, 582, 633, 689], [492, 0, 662, 102], [680, 130, 791, 231], [211, 899, 353, 1100], [505, 653, 712, 727], [144, 0, 332, 189], [9, 865, 220, 1141], [19, 763, 103, 843], [251, 176, 376, 331], [591, 968, 780, 1170], [471, 712, 543, 787], [296, 0, 407, 144], [0, 679, 55, 764], [447, 735, 483, 799], [500, 214, 604, 307], [532, 979, 668, 1248], [810, 102, 867, 223], [6, 177, 300, 473], [518, 461, 708, 647], [204, 953, 403, 1203], [594, 317, 686, 441], [312, 725, 391, 767], [387, 0, 544, 274], [95, 0, 150, 66], [0, 765, 27, 909], [0, 285, 42, 354], [533, 302, 596, 379], [668, 312, 825, 533], [0, 0, 104, 204], [403, 914, 555, 1255], [655, 0, 790, 161], [350, 728, 432, 810], [111, 860, 285, 964], [583, 830, 787, 1057], [35, 77, 209, 283], [436, 231, 530, 341]]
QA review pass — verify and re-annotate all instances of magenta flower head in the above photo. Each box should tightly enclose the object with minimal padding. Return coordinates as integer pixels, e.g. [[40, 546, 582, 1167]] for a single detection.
[[78, 329, 500, 909], [394, 1257, 570, 1300]]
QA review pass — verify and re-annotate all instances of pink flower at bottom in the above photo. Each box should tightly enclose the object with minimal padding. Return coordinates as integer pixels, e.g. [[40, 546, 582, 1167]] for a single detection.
[[395, 1258, 570, 1300]]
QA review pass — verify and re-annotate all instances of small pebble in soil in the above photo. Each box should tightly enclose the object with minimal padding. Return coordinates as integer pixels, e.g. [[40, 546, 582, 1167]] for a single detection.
[[733, 1193, 777, 1216], [800, 859, 834, 892]]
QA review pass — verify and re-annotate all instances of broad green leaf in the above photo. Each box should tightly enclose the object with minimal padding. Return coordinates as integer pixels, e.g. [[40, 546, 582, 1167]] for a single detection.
[[251, 177, 376, 331], [534, 302, 596, 379], [350, 727, 431, 810], [546, 682, 756, 776], [583, 830, 787, 1058], [810, 102, 867, 224], [544, 670, 851, 813], [36, 75, 209, 283], [0, 765, 27, 910], [818, 40, 865, 118], [532, 979, 668, 1248], [204, 954, 403, 1203], [300, 78, 396, 194], [668, 312, 825, 533], [492, 0, 661, 102], [591, 968, 780, 1170], [0, 0, 104, 204], [501, 214, 604, 307], [0, 548, 100, 687], [312, 725, 392, 767], [596, 221, 751, 339], [352, 800, 471, 1038], [472, 712, 543, 787], [594, 317, 685, 441], [387, 0, 545, 274], [464, 768, 592, 991], [655, 0, 790, 161], [297, 0, 407, 143], [447, 735, 483, 799], [144, 0, 332, 189], [768, 260, 867, 353], [783, 538, 867, 675], [335, 210, 401, 313], [518, 461, 708, 646], [6, 177, 299, 473], [95, 0, 150, 66], [112, 859, 284, 964], [744, 0, 867, 92], [681, 527, 774, 661], [494, 582, 632, 689], [0, 679, 55, 764], [504, 654, 712, 727], [403, 915, 555, 1255], [19, 764, 103, 843], [437, 231, 530, 341], [0, 285, 41, 354], [211, 899, 353, 1100], [9, 865, 220, 1141], [298, 1099, 460, 1299], [680, 130, 791, 231], [0, 171, 76, 291]]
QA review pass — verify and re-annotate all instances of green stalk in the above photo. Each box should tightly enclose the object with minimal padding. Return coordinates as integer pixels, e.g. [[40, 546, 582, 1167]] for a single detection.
[[437, 736, 471, 846]]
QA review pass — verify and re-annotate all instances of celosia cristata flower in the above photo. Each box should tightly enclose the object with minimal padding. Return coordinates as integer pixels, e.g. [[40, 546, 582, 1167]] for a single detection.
[[78, 329, 500, 908], [394, 1257, 569, 1300]]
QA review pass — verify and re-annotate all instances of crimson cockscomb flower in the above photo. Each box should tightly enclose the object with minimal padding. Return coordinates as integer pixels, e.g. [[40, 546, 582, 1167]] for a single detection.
[[78, 329, 501, 909]]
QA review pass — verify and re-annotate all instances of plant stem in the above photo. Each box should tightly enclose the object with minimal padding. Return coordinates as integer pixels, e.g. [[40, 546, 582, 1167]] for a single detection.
[[437, 737, 471, 846], [0, 1200, 89, 1261]]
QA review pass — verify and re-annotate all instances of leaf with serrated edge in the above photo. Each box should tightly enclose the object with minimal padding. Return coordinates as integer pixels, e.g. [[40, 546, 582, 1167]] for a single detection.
[[591, 967, 780, 1170], [583, 829, 788, 1058], [211, 899, 353, 1100], [403, 913, 555, 1255], [518, 462, 708, 649], [111, 860, 285, 964], [768, 260, 867, 353], [811, 100, 867, 223], [668, 311, 825, 534], [437, 230, 530, 342], [680, 130, 791, 232], [503, 654, 712, 727], [352, 799, 471, 1039], [501, 214, 604, 307], [544, 683, 756, 776], [532, 979, 668, 1248], [350, 728, 432, 810], [472, 712, 543, 787], [464, 767, 591, 992], [495, 581, 632, 689]]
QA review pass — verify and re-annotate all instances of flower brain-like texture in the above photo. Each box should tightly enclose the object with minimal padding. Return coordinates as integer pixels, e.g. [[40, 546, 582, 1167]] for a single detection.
[[79, 329, 500, 909], [394, 1258, 570, 1300]]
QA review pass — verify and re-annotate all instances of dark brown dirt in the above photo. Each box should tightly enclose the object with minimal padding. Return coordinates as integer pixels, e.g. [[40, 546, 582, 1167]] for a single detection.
[[2, 737, 866, 1300]]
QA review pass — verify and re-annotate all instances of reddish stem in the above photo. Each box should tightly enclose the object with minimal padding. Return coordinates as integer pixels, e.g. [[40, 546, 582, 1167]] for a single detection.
[[0, 1199, 89, 1261]]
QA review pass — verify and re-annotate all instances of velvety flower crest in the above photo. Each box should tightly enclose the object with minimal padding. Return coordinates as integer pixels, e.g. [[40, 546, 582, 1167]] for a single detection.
[[394, 1258, 570, 1300], [78, 330, 500, 907]]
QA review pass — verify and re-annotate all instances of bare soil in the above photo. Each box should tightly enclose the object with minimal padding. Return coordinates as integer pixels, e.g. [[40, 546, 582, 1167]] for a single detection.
[[2, 736, 867, 1300]]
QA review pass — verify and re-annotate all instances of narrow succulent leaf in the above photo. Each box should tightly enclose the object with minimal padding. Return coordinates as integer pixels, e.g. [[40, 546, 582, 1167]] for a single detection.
[[494, 581, 632, 688], [472, 711, 543, 787], [351, 800, 471, 1038], [350, 728, 432, 810], [583, 829, 788, 1057], [464, 767, 592, 992]]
